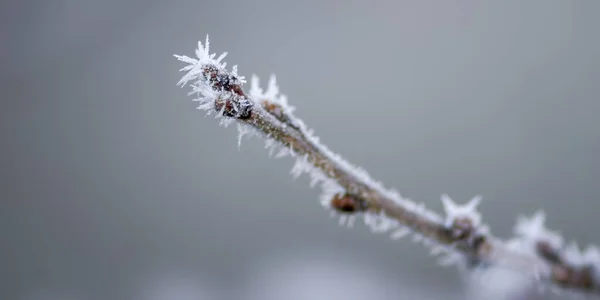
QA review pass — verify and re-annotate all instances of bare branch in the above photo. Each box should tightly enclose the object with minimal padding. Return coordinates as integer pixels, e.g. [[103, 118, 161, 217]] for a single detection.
[[174, 36, 600, 296]]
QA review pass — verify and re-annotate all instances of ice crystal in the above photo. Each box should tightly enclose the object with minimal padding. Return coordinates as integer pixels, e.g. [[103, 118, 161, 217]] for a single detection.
[[250, 75, 293, 112], [364, 211, 399, 233], [561, 242, 600, 268], [441, 194, 482, 227], [175, 35, 251, 119], [390, 227, 411, 240], [236, 123, 253, 148], [438, 252, 465, 267], [563, 242, 584, 265], [513, 211, 563, 250], [582, 246, 600, 265], [176, 37, 230, 88]]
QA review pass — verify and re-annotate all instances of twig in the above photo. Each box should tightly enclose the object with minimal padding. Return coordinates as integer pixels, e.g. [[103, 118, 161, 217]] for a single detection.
[[174, 36, 600, 296]]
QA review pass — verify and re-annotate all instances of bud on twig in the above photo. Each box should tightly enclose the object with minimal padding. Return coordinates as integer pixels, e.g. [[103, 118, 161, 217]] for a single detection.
[[330, 193, 368, 214]]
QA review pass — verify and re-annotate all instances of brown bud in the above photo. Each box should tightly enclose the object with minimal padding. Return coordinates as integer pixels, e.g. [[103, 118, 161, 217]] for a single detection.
[[202, 65, 243, 94], [551, 264, 595, 289], [445, 217, 490, 255], [449, 217, 474, 240], [536, 241, 563, 264], [572, 266, 594, 289], [330, 193, 367, 214], [472, 235, 488, 253], [214, 96, 252, 119], [551, 265, 572, 285]]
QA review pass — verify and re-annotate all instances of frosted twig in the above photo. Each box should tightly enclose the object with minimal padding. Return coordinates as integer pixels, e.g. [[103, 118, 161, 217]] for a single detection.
[[174, 36, 600, 296]]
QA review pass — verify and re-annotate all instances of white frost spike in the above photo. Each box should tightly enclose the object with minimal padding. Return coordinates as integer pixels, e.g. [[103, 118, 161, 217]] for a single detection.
[[514, 211, 563, 249], [176, 35, 226, 87], [346, 215, 356, 228], [338, 214, 358, 228], [199, 35, 209, 55], [248, 73, 295, 115], [197, 101, 214, 112], [219, 117, 234, 128], [582, 246, 600, 264], [216, 52, 228, 64], [438, 252, 463, 267], [339, 214, 348, 227], [430, 246, 446, 256], [309, 171, 325, 188], [274, 147, 290, 158], [421, 237, 435, 249], [412, 233, 424, 243], [563, 241, 584, 266], [265, 75, 280, 102], [290, 155, 310, 179], [237, 124, 251, 148], [441, 194, 482, 227], [264, 138, 277, 156], [319, 180, 344, 208], [364, 212, 398, 233], [249, 74, 263, 100], [390, 227, 411, 240]]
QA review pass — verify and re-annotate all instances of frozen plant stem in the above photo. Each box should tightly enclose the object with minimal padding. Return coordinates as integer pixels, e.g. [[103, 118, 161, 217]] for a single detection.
[[174, 36, 600, 296]]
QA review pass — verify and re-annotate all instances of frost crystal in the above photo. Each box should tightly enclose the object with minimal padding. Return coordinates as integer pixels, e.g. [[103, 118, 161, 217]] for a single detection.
[[582, 246, 600, 265], [390, 227, 411, 240], [563, 242, 584, 265], [438, 252, 465, 267], [513, 211, 563, 250], [441, 194, 482, 227], [175, 35, 252, 119], [561, 242, 600, 268], [236, 123, 254, 148], [364, 211, 399, 233], [249, 75, 295, 115]]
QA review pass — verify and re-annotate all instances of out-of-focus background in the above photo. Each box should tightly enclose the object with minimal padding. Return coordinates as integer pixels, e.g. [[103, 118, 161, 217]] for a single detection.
[[2, 1, 600, 299]]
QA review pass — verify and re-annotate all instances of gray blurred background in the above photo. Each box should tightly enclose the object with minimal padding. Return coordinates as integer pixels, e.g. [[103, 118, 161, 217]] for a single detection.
[[2, 0, 600, 299]]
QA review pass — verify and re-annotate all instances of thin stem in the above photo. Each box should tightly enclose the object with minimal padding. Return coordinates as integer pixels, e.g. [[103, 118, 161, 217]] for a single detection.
[[174, 37, 600, 296]]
